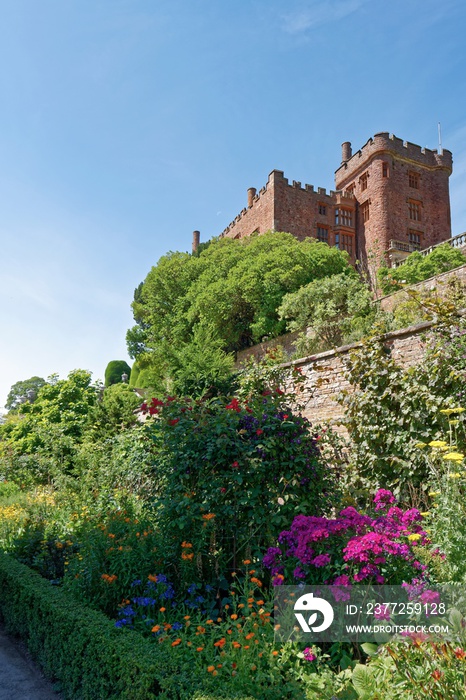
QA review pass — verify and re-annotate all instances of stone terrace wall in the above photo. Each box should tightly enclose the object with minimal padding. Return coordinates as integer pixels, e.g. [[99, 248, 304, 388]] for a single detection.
[[277, 321, 432, 432], [378, 262, 466, 312]]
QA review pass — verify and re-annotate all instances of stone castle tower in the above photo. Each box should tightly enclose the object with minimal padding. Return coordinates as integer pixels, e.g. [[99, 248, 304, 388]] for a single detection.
[[217, 132, 453, 271]]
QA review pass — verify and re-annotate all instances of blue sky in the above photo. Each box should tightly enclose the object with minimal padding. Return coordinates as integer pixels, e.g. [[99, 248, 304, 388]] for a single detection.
[[1, 0, 466, 410]]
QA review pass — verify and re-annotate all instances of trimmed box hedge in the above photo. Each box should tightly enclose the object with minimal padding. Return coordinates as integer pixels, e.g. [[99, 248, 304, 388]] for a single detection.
[[0, 553, 255, 700]]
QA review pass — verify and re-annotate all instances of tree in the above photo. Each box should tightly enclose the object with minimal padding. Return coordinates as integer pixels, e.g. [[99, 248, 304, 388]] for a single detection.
[[278, 272, 375, 353], [0, 370, 100, 483], [378, 243, 466, 295], [5, 376, 46, 412], [128, 232, 353, 392], [104, 360, 132, 387]]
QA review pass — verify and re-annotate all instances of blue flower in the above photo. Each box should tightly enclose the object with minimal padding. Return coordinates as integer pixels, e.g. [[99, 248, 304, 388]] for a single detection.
[[115, 619, 132, 628], [131, 579, 142, 587], [132, 597, 156, 607], [172, 621, 183, 630], [119, 605, 135, 617], [195, 595, 205, 603], [204, 584, 214, 592], [187, 584, 197, 595]]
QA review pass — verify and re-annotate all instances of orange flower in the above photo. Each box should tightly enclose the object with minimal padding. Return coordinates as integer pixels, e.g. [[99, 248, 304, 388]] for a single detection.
[[214, 638, 226, 648], [250, 577, 262, 587], [184, 615, 190, 620], [272, 651, 279, 656], [257, 600, 265, 605], [171, 639, 182, 647], [197, 626, 206, 634], [238, 603, 244, 609], [207, 665, 215, 673], [251, 664, 257, 671], [181, 541, 193, 548], [160, 607, 166, 612], [230, 614, 238, 620], [212, 670, 218, 676], [148, 574, 158, 583], [245, 633, 255, 640], [232, 642, 241, 649], [206, 619, 214, 625], [181, 551, 194, 560], [202, 513, 216, 520], [243, 559, 251, 565], [196, 647, 204, 652], [151, 625, 161, 633], [244, 645, 250, 650], [249, 570, 256, 574]]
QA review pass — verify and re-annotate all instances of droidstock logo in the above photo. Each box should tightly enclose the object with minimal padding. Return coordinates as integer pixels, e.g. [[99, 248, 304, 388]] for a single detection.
[[294, 592, 334, 633]]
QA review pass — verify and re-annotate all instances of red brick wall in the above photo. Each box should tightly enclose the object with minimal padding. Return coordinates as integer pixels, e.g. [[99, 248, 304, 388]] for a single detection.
[[335, 133, 452, 267]]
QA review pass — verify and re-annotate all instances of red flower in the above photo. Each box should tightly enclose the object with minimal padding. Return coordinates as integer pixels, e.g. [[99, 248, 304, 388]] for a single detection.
[[220, 487, 227, 493], [431, 669, 443, 681], [256, 429, 263, 436], [231, 461, 239, 469], [168, 418, 180, 426], [225, 398, 241, 412], [140, 402, 148, 413], [283, 415, 289, 420], [151, 398, 165, 407]]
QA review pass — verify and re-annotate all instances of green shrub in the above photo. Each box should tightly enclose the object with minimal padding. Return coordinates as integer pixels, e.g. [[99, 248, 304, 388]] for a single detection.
[[104, 360, 132, 387], [378, 243, 466, 295], [0, 553, 256, 699]]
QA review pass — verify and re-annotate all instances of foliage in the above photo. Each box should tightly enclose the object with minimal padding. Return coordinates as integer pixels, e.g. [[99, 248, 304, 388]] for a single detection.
[[0, 369, 100, 484], [5, 376, 47, 412], [87, 383, 141, 439], [278, 272, 376, 354], [128, 233, 353, 392], [104, 359, 132, 386], [263, 489, 433, 587], [337, 314, 466, 494], [142, 385, 333, 584], [378, 243, 466, 295], [418, 415, 466, 582]]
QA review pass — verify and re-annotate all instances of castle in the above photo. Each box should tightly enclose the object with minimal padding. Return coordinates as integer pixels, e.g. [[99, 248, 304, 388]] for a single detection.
[[206, 132, 453, 271]]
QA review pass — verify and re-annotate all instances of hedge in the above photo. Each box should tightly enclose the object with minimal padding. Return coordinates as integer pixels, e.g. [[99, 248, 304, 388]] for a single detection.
[[0, 553, 255, 700]]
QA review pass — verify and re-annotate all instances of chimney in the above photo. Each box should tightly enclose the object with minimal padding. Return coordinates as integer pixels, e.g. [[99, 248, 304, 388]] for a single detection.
[[341, 141, 352, 164], [247, 187, 257, 208], [192, 230, 200, 254]]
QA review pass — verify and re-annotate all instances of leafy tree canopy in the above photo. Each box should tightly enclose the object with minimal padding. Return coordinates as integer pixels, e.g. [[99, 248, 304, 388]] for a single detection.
[[378, 243, 466, 295], [128, 232, 353, 392], [278, 272, 375, 352], [5, 376, 47, 412]]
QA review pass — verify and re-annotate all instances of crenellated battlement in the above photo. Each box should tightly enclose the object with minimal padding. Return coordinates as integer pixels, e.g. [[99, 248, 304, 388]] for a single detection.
[[215, 130, 452, 265], [336, 132, 452, 185]]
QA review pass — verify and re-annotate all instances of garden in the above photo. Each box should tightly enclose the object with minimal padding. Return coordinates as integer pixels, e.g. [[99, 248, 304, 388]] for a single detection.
[[2, 240, 466, 698]]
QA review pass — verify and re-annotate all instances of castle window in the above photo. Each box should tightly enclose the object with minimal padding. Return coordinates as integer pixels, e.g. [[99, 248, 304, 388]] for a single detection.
[[409, 171, 420, 189], [317, 226, 329, 242], [318, 203, 327, 216], [346, 184, 355, 195], [382, 162, 389, 177], [408, 200, 422, 222], [335, 208, 353, 227], [409, 230, 422, 250], [360, 200, 370, 223], [341, 234, 354, 255], [360, 172, 368, 191]]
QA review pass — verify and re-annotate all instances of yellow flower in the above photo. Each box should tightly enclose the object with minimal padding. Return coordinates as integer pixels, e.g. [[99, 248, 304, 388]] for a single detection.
[[440, 407, 465, 415], [429, 440, 448, 448], [443, 452, 464, 461], [428, 491, 440, 497], [449, 420, 460, 426], [448, 473, 462, 479], [420, 512, 431, 517], [415, 442, 428, 449], [408, 533, 421, 541]]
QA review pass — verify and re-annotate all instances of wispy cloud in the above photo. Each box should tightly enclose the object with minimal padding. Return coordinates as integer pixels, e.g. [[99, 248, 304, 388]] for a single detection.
[[281, 0, 367, 34]]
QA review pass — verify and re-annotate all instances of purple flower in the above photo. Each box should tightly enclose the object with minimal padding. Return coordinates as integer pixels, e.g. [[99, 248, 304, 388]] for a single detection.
[[312, 554, 331, 567], [303, 647, 317, 662], [373, 489, 396, 511]]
